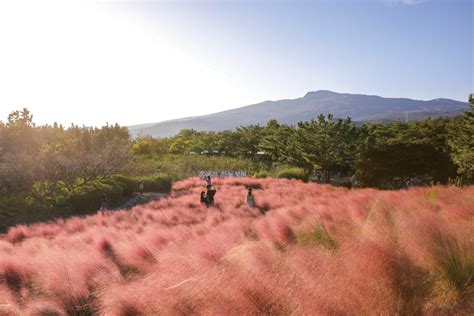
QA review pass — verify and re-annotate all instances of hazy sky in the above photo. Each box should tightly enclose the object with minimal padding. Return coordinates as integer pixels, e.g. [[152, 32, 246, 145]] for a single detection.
[[0, 0, 472, 127]]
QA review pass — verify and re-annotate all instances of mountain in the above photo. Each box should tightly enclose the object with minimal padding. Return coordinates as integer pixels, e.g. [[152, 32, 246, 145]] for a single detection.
[[128, 90, 469, 137]]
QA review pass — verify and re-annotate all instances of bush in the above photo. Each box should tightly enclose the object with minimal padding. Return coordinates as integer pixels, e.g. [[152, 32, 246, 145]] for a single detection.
[[253, 170, 269, 179], [136, 176, 173, 193], [110, 175, 139, 196], [127, 154, 258, 180], [276, 167, 309, 182], [69, 181, 123, 212]]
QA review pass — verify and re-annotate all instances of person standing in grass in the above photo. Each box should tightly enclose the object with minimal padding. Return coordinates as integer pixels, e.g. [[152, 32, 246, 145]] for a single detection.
[[206, 185, 216, 205], [100, 194, 109, 214], [206, 176, 212, 187], [200, 191, 208, 206], [246, 188, 255, 208], [138, 181, 144, 196]]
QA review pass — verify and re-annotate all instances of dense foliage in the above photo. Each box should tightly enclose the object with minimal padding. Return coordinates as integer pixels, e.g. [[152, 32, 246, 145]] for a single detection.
[[0, 109, 170, 230], [0, 178, 472, 314], [0, 99, 472, 228], [133, 98, 473, 185]]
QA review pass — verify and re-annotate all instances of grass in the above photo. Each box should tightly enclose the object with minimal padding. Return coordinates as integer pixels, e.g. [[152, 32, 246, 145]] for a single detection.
[[430, 230, 474, 293], [0, 178, 472, 314], [297, 223, 338, 250]]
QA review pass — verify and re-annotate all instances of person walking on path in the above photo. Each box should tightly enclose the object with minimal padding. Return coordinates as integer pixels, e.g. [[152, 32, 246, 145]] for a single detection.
[[205, 176, 212, 187], [246, 188, 255, 208]]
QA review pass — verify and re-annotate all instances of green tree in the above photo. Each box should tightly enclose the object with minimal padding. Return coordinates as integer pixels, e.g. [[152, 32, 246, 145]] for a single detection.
[[447, 96, 474, 183], [357, 142, 455, 188], [235, 125, 265, 158], [294, 114, 357, 182], [169, 129, 200, 154]]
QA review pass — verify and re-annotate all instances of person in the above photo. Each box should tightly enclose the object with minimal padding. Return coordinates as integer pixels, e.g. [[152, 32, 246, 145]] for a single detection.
[[100, 194, 109, 214], [138, 181, 144, 196], [350, 174, 357, 187], [404, 178, 411, 190], [246, 188, 255, 208], [316, 173, 322, 183], [200, 191, 208, 205], [206, 185, 216, 205], [206, 176, 212, 187]]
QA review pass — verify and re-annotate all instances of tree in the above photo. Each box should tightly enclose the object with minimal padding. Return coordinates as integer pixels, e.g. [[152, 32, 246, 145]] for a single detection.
[[169, 129, 199, 154], [3, 108, 37, 154], [235, 125, 265, 158], [293, 114, 357, 182], [447, 96, 474, 183], [216, 130, 240, 156], [259, 120, 294, 164], [356, 142, 456, 188]]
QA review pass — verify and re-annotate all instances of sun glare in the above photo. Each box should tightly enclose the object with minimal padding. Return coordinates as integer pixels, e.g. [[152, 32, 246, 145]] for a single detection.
[[0, 1, 248, 127]]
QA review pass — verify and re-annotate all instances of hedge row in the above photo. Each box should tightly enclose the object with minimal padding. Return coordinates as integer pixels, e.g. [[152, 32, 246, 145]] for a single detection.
[[276, 167, 310, 182], [69, 175, 173, 213]]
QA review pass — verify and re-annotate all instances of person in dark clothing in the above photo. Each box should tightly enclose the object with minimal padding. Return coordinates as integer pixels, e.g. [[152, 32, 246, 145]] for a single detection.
[[206, 185, 216, 205], [200, 191, 207, 205], [100, 194, 109, 214]]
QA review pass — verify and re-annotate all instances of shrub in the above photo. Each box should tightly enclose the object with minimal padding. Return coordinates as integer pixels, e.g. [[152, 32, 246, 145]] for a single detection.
[[276, 167, 309, 182], [111, 175, 139, 196], [253, 170, 269, 179], [136, 176, 172, 193], [127, 154, 258, 180], [69, 181, 123, 212]]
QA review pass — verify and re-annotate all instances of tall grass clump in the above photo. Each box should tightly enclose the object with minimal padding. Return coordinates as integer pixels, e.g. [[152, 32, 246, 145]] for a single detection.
[[297, 223, 338, 251], [430, 230, 473, 293]]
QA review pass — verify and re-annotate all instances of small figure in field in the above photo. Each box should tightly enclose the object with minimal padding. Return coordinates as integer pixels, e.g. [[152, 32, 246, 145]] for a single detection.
[[404, 178, 411, 190], [316, 173, 322, 183], [206, 176, 212, 187], [200, 191, 208, 206], [411, 176, 420, 187], [246, 188, 255, 208], [138, 181, 144, 196], [206, 185, 216, 205], [100, 194, 109, 214]]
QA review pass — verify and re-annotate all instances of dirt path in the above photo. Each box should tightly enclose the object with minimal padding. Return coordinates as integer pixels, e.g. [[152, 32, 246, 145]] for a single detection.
[[116, 192, 169, 210]]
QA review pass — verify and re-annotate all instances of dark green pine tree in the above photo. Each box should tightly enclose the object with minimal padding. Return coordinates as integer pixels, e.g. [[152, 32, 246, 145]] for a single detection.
[[447, 95, 474, 183]]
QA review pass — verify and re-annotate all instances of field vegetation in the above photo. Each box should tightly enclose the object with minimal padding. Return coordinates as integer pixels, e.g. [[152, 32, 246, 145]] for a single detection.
[[0, 177, 472, 314]]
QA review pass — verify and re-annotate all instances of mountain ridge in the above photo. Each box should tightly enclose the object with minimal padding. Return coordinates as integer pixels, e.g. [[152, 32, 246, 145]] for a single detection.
[[128, 90, 469, 137]]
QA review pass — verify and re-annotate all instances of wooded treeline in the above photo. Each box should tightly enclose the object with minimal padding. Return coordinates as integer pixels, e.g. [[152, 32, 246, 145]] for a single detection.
[[0, 108, 132, 203], [134, 96, 473, 187], [0, 97, 472, 227]]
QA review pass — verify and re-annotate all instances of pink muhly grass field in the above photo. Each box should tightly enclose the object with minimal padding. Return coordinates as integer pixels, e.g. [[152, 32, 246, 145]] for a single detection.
[[0, 177, 473, 314]]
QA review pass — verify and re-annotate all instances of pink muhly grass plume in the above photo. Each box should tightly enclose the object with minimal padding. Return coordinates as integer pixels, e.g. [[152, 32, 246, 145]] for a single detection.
[[4, 225, 28, 244], [0, 177, 472, 314]]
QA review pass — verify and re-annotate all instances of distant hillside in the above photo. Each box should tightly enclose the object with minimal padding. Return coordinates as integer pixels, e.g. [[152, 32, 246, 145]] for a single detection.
[[128, 90, 469, 137]]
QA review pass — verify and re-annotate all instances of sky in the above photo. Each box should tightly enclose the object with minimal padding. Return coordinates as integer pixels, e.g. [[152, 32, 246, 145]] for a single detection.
[[0, 0, 472, 127]]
